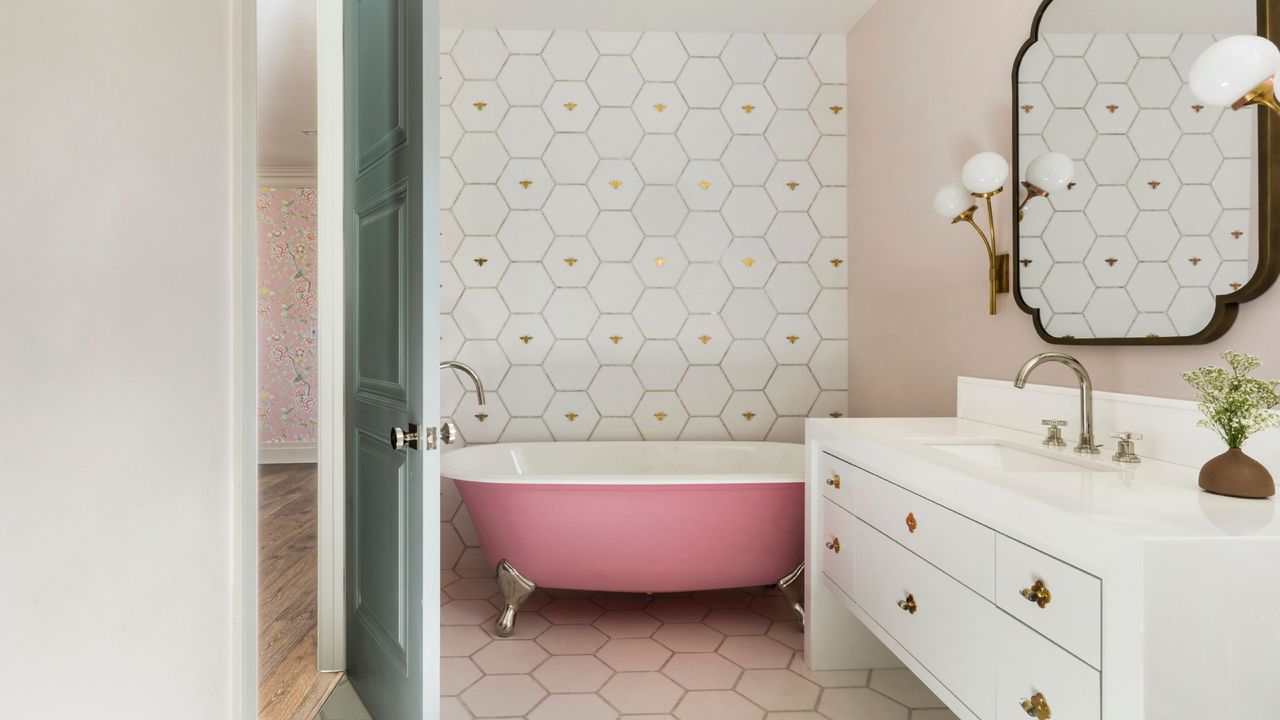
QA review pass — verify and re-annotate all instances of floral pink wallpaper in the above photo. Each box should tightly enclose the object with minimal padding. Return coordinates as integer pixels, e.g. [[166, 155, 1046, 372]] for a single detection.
[[257, 187, 318, 443]]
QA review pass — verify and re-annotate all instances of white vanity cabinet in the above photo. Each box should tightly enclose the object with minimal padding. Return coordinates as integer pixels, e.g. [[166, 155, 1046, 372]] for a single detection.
[[804, 415, 1280, 720]]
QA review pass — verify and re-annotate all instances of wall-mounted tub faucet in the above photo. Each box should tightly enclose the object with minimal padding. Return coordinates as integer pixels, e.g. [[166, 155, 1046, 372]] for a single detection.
[[441, 360, 486, 405], [1013, 352, 1100, 454]]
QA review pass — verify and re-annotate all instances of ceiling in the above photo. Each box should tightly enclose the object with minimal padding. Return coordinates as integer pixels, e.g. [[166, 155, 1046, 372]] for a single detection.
[[257, 0, 317, 171], [256, 0, 876, 172]]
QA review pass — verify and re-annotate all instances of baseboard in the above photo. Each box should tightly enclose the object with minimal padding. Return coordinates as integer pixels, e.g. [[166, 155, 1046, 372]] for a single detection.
[[259, 441, 319, 464]]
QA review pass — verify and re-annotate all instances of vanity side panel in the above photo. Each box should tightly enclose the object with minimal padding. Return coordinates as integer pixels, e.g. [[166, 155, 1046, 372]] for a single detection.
[[1142, 539, 1280, 720]]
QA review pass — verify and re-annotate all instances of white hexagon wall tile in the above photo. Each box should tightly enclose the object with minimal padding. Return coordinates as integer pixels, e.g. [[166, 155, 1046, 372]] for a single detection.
[[437, 29, 849, 534], [1018, 32, 1253, 339]]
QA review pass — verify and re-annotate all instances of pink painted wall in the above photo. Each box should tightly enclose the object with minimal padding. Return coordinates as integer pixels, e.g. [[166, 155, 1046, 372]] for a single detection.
[[257, 186, 318, 442], [846, 0, 1280, 417]]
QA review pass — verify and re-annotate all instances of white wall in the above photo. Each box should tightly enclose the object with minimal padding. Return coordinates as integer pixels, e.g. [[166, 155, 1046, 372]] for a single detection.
[[0, 2, 240, 718]]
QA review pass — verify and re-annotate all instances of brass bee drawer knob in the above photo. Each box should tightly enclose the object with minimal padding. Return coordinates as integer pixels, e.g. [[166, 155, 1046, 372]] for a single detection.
[[1020, 692, 1051, 719], [1020, 579, 1052, 608], [826, 474, 841, 489], [905, 512, 917, 533], [897, 593, 917, 614], [825, 538, 841, 553]]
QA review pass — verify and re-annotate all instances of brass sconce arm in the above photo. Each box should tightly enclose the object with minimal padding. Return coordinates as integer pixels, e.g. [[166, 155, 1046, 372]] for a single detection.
[[1017, 181, 1049, 220], [951, 188, 1011, 316]]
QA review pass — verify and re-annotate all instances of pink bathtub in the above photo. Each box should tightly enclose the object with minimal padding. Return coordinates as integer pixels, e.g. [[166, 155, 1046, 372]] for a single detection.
[[444, 441, 804, 633]]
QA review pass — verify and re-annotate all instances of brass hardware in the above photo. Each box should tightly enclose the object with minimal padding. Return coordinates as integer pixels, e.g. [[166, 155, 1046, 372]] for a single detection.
[[564, 257, 578, 266], [1041, 419, 1068, 448], [826, 474, 841, 489], [743, 411, 757, 421], [830, 258, 844, 267], [1234, 76, 1280, 113], [609, 179, 623, 189], [829, 105, 844, 114], [474, 412, 489, 422], [474, 257, 488, 266], [518, 179, 533, 188], [519, 335, 533, 344], [439, 422, 458, 445], [564, 101, 578, 111], [742, 257, 756, 267], [389, 424, 420, 450], [609, 335, 623, 344], [786, 181, 800, 191], [905, 512, 917, 533], [950, 187, 1010, 315], [825, 538, 840, 553], [1111, 430, 1143, 464], [565, 412, 578, 422], [654, 103, 667, 112], [473, 101, 487, 111], [786, 335, 800, 344], [897, 593, 917, 614], [1020, 692, 1051, 719], [698, 334, 711, 344], [1020, 579, 1052, 608], [654, 411, 668, 421], [742, 104, 756, 113], [699, 180, 712, 190]]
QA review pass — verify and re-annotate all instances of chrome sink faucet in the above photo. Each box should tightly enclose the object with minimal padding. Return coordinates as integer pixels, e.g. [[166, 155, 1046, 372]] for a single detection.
[[1013, 352, 1100, 454], [441, 360, 486, 405]]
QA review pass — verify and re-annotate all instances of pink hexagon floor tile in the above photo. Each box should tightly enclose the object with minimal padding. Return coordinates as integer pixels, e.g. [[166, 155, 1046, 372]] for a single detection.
[[536, 624, 611, 655], [532, 654, 616, 693], [542, 598, 607, 624], [441, 625, 491, 657], [441, 657, 482, 696], [593, 592, 654, 610], [672, 690, 765, 720], [816, 687, 909, 720], [867, 669, 946, 709], [528, 693, 621, 720], [766, 621, 804, 651], [597, 638, 674, 671], [646, 597, 710, 623], [748, 594, 798, 621], [704, 608, 771, 636], [692, 588, 754, 609], [471, 639, 549, 674], [460, 675, 548, 718], [717, 635, 794, 669], [594, 610, 662, 638], [445, 577, 500, 600], [736, 669, 820, 711], [442, 599, 499, 626], [662, 652, 742, 690], [652, 622, 726, 653], [600, 672, 685, 714]]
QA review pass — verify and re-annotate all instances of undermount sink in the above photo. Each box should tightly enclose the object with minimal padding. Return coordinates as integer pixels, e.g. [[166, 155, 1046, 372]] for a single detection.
[[922, 440, 1115, 473]]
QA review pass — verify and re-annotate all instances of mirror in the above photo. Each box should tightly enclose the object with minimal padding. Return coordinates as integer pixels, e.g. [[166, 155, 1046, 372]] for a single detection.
[[1013, 0, 1279, 344]]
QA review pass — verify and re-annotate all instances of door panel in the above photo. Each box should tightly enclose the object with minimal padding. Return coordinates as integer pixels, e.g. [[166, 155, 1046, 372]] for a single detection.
[[344, 0, 439, 716]]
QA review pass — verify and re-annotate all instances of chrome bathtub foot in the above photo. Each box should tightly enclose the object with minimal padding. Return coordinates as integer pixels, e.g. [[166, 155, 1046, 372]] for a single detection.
[[495, 559, 536, 638], [778, 563, 805, 629]]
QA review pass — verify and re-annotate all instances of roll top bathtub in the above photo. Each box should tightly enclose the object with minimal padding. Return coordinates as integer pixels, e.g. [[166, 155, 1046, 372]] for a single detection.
[[442, 441, 805, 636]]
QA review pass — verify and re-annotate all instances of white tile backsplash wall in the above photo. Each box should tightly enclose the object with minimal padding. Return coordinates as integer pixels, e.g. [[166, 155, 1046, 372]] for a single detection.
[[440, 29, 849, 452]]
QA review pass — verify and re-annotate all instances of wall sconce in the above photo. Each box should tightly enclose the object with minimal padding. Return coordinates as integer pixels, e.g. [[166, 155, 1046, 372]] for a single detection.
[[1018, 151, 1074, 219], [934, 152, 1012, 315], [1190, 35, 1280, 113]]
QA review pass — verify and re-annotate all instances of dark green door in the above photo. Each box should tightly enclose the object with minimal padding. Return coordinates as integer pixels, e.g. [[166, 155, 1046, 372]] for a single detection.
[[344, 0, 440, 716]]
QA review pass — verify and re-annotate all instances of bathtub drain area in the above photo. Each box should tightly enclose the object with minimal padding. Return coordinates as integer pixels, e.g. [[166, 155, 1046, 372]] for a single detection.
[[440, 577, 957, 719]]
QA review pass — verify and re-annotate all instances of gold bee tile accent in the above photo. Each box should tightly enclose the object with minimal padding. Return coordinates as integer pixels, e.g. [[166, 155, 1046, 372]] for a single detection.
[[1062, 334, 1076, 339], [564, 101, 578, 111], [1192, 104, 1206, 113], [1232, 230, 1245, 239], [519, 335, 533, 344], [473, 101, 488, 111], [1189, 257, 1203, 266], [1105, 104, 1119, 113], [1146, 333, 1161, 339], [698, 335, 711, 344], [1147, 180, 1161, 189], [609, 335, 623, 344], [742, 411, 757, 421], [565, 412, 579, 422], [742, 258, 756, 268], [654, 411, 668, 422], [1231, 282, 1244, 290], [1067, 181, 1077, 190], [786, 335, 800, 344], [829, 105, 844, 115], [564, 257, 578, 266], [1020, 258, 1033, 267], [741, 104, 756, 113], [785, 181, 800, 191], [698, 180, 712, 190], [1020, 104, 1034, 113], [830, 258, 844, 267], [475, 413, 489, 422], [519, 179, 534, 189], [828, 411, 844, 418], [609, 179, 623, 190], [655, 257, 666, 267], [654, 103, 667, 113], [1105, 257, 1118, 267], [473, 257, 488, 266]]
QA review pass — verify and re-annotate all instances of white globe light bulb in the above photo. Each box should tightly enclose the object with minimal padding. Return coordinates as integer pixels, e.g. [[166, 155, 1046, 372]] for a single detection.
[[961, 152, 1010, 194], [1189, 34, 1280, 107], [933, 183, 973, 219], [1024, 152, 1074, 193]]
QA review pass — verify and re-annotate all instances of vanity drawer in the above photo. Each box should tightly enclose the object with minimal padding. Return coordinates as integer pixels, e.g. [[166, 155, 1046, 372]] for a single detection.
[[819, 452, 854, 512], [820, 498, 857, 596], [995, 535, 1101, 669], [851, 465, 996, 599], [852, 518, 996, 720], [995, 610, 1101, 720]]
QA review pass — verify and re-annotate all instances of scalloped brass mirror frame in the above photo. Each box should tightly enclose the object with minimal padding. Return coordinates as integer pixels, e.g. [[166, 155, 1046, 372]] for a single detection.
[[1011, 0, 1280, 345]]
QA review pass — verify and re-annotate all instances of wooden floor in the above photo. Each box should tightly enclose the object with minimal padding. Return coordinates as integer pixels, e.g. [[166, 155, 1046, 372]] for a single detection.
[[259, 463, 342, 720]]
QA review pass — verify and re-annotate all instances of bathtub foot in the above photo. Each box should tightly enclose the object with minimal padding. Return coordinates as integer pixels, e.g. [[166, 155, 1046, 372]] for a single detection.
[[494, 560, 536, 638], [777, 563, 805, 629]]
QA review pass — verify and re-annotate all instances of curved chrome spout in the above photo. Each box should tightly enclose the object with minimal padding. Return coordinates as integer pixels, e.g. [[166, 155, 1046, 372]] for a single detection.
[[1013, 352, 1098, 454], [441, 360, 486, 405]]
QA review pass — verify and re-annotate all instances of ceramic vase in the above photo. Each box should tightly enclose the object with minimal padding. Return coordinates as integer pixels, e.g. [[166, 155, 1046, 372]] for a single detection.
[[1199, 448, 1275, 499]]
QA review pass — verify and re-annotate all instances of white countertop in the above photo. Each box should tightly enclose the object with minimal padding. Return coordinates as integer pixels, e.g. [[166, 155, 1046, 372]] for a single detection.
[[806, 417, 1280, 544]]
